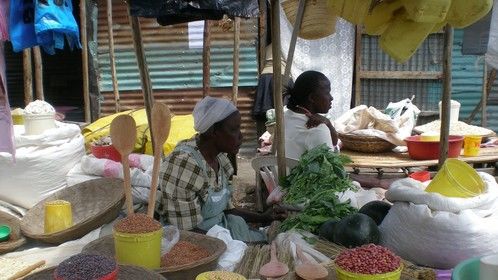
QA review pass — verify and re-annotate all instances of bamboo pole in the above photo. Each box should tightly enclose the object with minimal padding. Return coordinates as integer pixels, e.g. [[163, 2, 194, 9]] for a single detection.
[[354, 26, 362, 106], [80, 1, 90, 122], [438, 26, 454, 169], [482, 62, 488, 127], [258, 0, 267, 74], [232, 17, 241, 105], [33, 47, 44, 101], [23, 49, 33, 105], [283, 0, 306, 85], [127, 6, 155, 150], [271, 0, 286, 177], [203, 20, 212, 97], [107, 0, 120, 113]]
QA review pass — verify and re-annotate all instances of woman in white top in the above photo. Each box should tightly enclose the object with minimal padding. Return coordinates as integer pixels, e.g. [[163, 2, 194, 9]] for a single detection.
[[284, 71, 339, 160]]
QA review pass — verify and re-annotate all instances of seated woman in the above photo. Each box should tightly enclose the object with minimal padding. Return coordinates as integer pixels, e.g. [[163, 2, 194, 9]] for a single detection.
[[284, 70, 339, 159], [156, 96, 285, 242]]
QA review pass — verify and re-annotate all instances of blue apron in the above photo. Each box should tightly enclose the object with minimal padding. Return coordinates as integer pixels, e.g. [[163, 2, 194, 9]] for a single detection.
[[177, 144, 266, 242]]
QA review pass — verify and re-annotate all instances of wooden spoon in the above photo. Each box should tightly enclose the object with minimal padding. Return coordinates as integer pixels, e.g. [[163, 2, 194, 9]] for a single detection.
[[259, 241, 289, 278], [110, 115, 137, 215], [147, 102, 172, 217], [295, 244, 328, 280]]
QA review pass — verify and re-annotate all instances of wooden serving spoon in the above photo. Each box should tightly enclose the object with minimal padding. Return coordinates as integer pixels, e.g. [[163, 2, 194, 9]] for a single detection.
[[259, 241, 289, 279], [147, 102, 172, 217], [110, 115, 137, 216], [295, 244, 328, 280]]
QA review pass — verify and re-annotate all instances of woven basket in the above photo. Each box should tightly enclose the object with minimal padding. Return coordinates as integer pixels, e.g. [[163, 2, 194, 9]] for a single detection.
[[21, 178, 125, 244], [0, 211, 26, 254], [339, 133, 396, 153], [24, 265, 166, 280], [82, 230, 227, 280], [282, 0, 337, 40]]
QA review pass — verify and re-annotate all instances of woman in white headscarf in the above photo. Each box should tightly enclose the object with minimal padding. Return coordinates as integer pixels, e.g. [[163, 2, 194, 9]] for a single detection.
[[156, 97, 286, 242]]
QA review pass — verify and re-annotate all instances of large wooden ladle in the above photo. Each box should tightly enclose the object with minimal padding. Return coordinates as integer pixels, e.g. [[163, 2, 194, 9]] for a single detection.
[[295, 244, 329, 280], [110, 115, 137, 215], [147, 102, 171, 217], [259, 241, 289, 278]]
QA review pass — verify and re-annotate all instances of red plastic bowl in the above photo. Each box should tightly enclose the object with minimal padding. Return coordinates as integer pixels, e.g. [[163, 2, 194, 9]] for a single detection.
[[405, 135, 464, 160], [91, 144, 122, 162]]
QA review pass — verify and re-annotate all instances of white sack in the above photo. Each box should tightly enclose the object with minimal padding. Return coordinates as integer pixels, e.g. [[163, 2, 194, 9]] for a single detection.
[[207, 225, 247, 271], [380, 173, 498, 269], [485, 0, 498, 69], [0, 122, 84, 208]]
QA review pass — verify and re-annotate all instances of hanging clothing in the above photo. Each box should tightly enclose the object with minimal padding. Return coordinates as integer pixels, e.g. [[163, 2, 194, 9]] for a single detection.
[[0, 0, 9, 41], [9, 0, 38, 52], [34, 0, 81, 55], [0, 42, 15, 160]]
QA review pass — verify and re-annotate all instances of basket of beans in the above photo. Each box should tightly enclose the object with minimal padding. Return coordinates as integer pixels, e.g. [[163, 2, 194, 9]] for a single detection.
[[334, 244, 402, 280], [54, 254, 118, 280]]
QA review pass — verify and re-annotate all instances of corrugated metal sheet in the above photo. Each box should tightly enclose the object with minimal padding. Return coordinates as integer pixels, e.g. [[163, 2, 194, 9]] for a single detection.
[[97, 1, 259, 145], [360, 33, 444, 111], [451, 29, 498, 133]]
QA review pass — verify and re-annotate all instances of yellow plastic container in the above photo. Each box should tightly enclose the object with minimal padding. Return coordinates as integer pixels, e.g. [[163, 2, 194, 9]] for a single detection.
[[463, 135, 482, 157], [420, 133, 440, 142], [425, 159, 485, 198], [335, 264, 402, 280], [44, 200, 73, 234], [114, 228, 163, 269], [196, 271, 247, 280]]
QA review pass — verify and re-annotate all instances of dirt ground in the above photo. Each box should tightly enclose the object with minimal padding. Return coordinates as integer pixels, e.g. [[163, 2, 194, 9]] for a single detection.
[[232, 154, 258, 211]]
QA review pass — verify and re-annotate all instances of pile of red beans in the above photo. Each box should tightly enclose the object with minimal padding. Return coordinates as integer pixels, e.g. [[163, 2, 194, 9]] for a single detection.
[[335, 244, 401, 275]]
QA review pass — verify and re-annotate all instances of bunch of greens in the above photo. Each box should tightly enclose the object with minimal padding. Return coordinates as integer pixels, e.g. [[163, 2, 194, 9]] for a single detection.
[[280, 144, 357, 233]]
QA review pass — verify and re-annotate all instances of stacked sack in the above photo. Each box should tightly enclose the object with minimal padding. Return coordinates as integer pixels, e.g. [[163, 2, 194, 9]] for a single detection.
[[327, 0, 493, 62]]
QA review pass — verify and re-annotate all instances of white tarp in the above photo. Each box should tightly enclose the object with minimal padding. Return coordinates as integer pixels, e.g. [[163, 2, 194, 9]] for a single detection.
[[485, 0, 498, 69]]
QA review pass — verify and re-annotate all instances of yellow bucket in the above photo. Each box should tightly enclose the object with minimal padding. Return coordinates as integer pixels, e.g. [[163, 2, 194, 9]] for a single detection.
[[44, 200, 73, 234], [425, 159, 485, 198], [335, 264, 402, 280], [463, 135, 482, 157], [114, 228, 163, 269]]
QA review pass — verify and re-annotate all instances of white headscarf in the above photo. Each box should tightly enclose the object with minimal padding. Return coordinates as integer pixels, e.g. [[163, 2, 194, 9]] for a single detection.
[[193, 96, 238, 134]]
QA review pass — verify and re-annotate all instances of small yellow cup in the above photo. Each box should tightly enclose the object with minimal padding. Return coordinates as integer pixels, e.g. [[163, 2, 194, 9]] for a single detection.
[[463, 135, 482, 157], [44, 200, 73, 234]]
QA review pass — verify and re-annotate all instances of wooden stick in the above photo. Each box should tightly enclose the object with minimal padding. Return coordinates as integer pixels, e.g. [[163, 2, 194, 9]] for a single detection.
[[271, 0, 287, 178], [258, 0, 267, 74], [232, 17, 241, 105], [283, 0, 306, 85], [80, 0, 90, 122], [7, 260, 45, 280], [482, 62, 488, 127], [438, 25, 453, 169], [203, 20, 212, 97], [33, 47, 44, 101], [127, 6, 155, 151], [466, 68, 496, 123], [354, 25, 362, 106], [23, 49, 33, 106], [107, 0, 120, 113]]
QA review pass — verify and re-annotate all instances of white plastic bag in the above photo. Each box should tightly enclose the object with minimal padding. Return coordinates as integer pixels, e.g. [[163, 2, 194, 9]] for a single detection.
[[161, 225, 180, 255], [380, 173, 498, 269], [206, 225, 247, 271]]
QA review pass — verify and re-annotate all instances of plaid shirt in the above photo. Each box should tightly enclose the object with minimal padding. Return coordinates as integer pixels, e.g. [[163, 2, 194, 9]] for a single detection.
[[157, 138, 234, 230]]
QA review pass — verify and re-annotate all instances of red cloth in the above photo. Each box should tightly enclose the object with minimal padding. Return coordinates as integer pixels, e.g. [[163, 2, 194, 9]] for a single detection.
[[0, 0, 8, 41], [0, 42, 15, 160]]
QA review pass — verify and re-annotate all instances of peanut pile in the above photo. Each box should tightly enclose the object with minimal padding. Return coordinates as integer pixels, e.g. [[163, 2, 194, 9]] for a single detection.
[[335, 244, 401, 275], [114, 213, 162, 234]]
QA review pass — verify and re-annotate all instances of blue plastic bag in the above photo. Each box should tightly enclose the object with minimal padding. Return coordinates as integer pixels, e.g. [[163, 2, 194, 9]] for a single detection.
[[34, 0, 81, 54], [9, 0, 38, 52]]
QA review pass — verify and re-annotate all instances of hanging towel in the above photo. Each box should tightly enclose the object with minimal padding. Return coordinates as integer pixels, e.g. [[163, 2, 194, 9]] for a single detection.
[[9, 0, 39, 52], [0, 0, 9, 41], [34, 0, 81, 55], [0, 42, 15, 160]]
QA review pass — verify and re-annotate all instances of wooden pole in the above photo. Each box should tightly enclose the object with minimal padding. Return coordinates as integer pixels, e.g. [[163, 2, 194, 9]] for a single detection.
[[354, 26, 362, 106], [203, 20, 212, 97], [258, 0, 267, 74], [283, 0, 306, 85], [127, 6, 155, 150], [107, 0, 120, 113], [482, 62, 488, 127], [23, 49, 33, 105], [438, 26, 453, 169], [466, 68, 496, 123], [33, 47, 44, 101], [232, 17, 241, 105], [80, 1, 90, 122], [271, 0, 286, 177]]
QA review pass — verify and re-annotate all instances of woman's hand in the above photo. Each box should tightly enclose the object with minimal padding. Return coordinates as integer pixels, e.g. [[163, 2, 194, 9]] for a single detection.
[[296, 105, 338, 146], [262, 205, 288, 222]]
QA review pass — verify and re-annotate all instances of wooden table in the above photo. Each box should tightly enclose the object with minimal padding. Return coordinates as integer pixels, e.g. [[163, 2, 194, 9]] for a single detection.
[[342, 146, 498, 169]]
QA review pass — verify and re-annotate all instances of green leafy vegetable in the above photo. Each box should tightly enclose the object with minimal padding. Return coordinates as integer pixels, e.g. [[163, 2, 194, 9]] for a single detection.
[[280, 145, 357, 233]]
